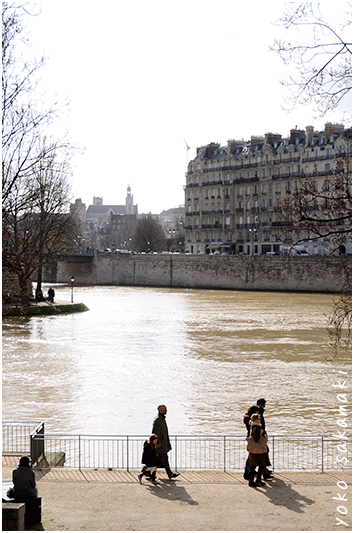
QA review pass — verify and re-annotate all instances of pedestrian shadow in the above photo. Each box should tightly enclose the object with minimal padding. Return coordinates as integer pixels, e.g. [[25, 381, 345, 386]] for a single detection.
[[256, 478, 316, 513], [146, 480, 199, 506]]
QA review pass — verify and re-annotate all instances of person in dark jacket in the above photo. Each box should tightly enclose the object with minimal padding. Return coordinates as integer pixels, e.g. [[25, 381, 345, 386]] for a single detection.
[[152, 405, 180, 479], [48, 287, 55, 303], [12, 456, 38, 498], [138, 434, 159, 484], [243, 398, 273, 480]]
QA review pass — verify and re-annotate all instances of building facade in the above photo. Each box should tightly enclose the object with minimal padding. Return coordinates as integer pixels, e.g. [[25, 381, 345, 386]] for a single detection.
[[184, 123, 352, 255], [84, 186, 139, 250]]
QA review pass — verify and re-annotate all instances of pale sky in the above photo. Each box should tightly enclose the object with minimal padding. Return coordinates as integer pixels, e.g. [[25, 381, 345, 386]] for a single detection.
[[23, 0, 352, 213]]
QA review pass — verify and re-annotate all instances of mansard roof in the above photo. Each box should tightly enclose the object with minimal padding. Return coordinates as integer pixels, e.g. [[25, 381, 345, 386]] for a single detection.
[[192, 126, 350, 164]]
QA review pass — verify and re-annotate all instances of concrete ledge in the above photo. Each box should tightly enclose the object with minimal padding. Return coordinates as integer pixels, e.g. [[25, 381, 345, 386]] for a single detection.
[[2, 302, 89, 317], [2, 502, 25, 531], [12, 498, 41, 526]]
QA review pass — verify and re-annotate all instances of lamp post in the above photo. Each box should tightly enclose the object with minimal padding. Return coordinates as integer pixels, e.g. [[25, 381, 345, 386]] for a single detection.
[[70, 276, 75, 303], [248, 227, 257, 255]]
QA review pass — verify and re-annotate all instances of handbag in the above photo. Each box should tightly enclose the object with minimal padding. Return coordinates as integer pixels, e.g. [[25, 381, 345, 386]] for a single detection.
[[246, 436, 268, 454]]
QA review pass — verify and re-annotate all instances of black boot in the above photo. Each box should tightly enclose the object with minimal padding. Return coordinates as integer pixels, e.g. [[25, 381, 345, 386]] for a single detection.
[[256, 467, 266, 486], [248, 467, 256, 487]]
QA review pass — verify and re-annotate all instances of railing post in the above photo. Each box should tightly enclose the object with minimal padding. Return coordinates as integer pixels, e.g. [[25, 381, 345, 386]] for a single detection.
[[224, 436, 226, 472], [127, 436, 129, 472], [272, 436, 275, 472], [321, 436, 324, 473], [175, 436, 177, 471]]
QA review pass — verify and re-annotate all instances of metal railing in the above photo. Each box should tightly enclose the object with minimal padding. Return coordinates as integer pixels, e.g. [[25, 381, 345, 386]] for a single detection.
[[2, 423, 351, 472], [2, 421, 43, 455]]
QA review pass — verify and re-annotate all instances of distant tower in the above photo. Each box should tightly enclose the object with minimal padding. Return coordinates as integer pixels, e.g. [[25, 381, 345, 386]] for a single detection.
[[125, 185, 134, 214]]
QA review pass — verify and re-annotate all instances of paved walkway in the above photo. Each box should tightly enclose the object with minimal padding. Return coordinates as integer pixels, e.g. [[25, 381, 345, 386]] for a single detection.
[[2, 457, 352, 531]]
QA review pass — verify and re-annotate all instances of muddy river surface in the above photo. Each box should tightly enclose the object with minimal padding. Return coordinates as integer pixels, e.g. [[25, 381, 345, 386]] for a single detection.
[[2, 285, 350, 436]]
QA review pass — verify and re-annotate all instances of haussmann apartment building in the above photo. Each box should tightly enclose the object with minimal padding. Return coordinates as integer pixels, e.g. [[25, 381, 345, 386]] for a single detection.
[[184, 123, 351, 256]]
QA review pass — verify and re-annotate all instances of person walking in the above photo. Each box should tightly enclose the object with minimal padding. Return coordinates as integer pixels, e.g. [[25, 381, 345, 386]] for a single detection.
[[138, 434, 160, 484], [243, 398, 273, 480], [152, 405, 180, 479], [246, 414, 268, 487]]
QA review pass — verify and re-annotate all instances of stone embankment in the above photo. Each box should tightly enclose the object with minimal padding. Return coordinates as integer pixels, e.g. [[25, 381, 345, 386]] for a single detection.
[[52, 253, 350, 293]]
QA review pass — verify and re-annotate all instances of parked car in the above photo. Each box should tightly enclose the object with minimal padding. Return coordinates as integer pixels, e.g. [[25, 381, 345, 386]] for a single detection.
[[296, 250, 309, 256]]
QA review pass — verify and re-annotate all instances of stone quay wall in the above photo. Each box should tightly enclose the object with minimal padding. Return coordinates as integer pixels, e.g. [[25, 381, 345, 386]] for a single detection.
[[53, 253, 350, 293]]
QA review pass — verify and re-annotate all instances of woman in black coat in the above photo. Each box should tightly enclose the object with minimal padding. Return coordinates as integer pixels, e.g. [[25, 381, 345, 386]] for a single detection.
[[138, 434, 160, 484]]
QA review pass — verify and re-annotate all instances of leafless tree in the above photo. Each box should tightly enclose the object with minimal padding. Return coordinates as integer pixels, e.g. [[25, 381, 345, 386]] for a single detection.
[[276, 139, 352, 358], [132, 215, 167, 252], [2, 3, 80, 304], [270, 3, 352, 357], [3, 140, 80, 304], [270, 2, 352, 118]]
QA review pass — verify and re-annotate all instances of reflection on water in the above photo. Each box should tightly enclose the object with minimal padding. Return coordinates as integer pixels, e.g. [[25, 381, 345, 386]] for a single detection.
[[2, 286, 350, 436]]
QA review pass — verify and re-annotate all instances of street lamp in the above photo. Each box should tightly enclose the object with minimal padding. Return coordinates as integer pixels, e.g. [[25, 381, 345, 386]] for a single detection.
[[70, 276, 75, 303], [248, 227, 257, 255]]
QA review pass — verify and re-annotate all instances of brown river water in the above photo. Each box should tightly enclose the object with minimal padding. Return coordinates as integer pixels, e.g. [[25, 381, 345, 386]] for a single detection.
[[2, 285, 351, 436]]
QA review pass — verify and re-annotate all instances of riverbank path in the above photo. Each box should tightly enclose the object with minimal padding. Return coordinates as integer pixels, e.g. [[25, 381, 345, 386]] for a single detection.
[[2, 456, 351, 531]]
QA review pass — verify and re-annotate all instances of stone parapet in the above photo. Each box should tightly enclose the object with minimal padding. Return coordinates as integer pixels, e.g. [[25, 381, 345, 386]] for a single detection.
[[53, 254, 350, 293]]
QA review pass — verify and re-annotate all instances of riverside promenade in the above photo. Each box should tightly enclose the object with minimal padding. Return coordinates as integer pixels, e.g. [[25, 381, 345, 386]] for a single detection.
[[2, 456, 351, 531]]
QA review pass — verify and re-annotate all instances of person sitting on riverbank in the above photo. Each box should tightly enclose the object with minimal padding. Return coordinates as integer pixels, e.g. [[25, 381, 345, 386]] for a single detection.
[[11, 456, 38, 498], [35, 289, 44, 302], [138, 434, 160, 484]]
